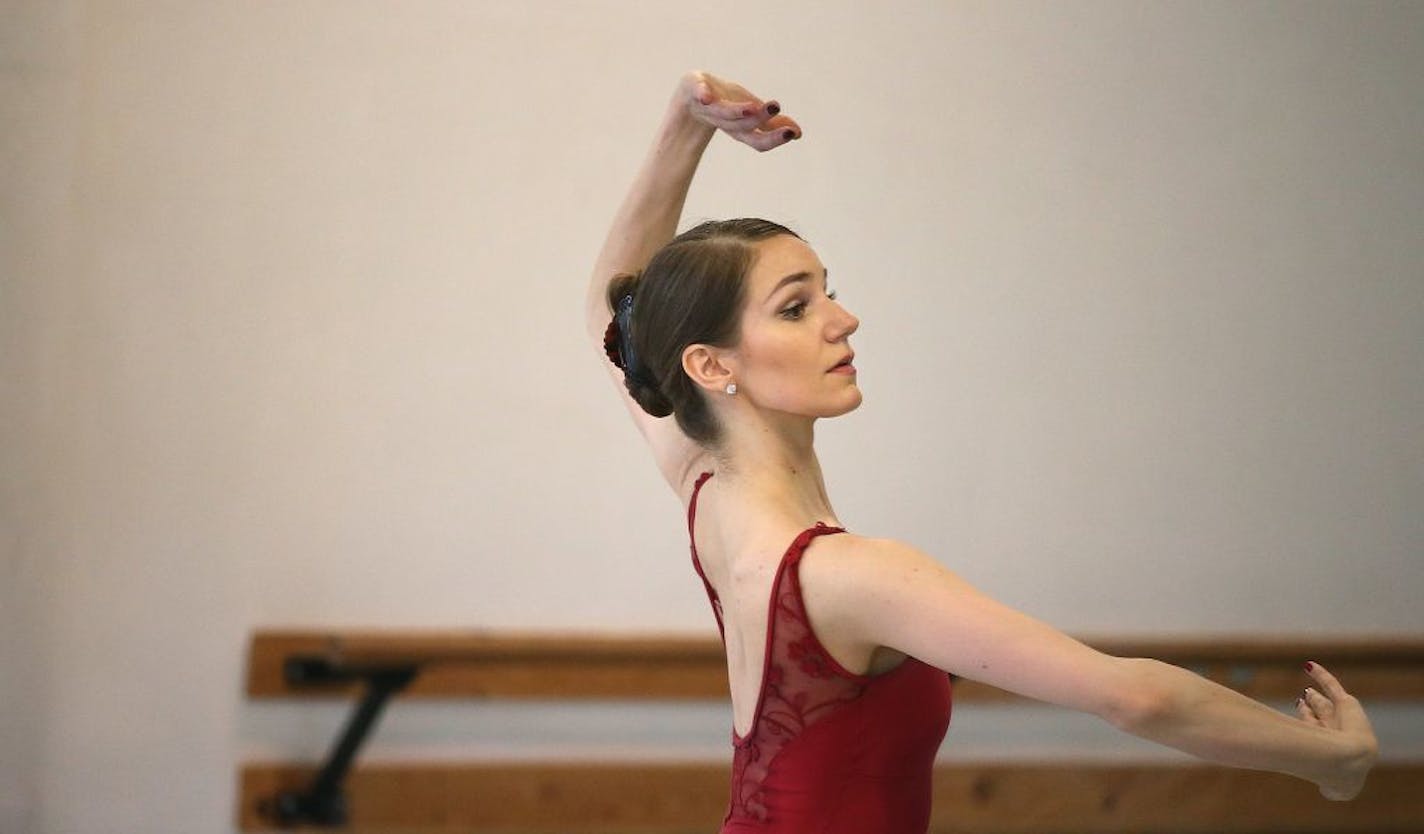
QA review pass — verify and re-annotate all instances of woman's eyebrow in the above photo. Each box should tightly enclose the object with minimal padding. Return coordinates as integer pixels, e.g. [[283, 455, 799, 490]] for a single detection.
[[764, 269, 829, 303]]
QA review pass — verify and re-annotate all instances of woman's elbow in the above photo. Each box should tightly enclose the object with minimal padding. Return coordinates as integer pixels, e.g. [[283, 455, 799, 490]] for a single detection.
[[1103, 657, 1175, 731]]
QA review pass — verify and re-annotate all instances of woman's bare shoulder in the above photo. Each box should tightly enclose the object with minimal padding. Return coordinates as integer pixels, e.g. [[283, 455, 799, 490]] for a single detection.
[[801, 533, 934, 578], [795, 533, 927, 633]]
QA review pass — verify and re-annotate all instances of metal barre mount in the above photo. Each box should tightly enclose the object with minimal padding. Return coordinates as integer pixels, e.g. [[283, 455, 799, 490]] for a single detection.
[[258, 656, 421, 827]]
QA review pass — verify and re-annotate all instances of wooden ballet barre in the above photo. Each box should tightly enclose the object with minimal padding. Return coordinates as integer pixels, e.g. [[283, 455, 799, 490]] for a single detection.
[[240, 631, 1424, 832], [247, 629, 1424, 702], [239, 761, 1424, 833], [248, 630, 731, 701]]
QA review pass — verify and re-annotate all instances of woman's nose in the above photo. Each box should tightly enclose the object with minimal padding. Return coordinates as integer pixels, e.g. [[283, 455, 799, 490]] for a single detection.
[[830, 301, 859, 339]]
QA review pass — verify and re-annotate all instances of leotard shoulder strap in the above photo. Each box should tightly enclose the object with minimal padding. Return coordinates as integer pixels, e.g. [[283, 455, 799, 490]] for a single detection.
[[687, 471, 724, 636]]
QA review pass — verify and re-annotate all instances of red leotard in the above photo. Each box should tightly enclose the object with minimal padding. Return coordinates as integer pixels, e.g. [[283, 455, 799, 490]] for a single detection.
[[687, 471, 953, 833]]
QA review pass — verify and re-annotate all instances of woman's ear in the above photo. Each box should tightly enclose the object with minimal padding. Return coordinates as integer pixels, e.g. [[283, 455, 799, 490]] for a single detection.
[[682, 343, 736, 395]]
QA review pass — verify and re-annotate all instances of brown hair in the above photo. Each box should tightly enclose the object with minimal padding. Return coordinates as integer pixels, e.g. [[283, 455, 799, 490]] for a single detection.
[[605, 218, 802, 447]]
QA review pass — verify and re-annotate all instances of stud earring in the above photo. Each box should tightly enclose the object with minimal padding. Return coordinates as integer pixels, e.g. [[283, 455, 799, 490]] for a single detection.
[[725, 382, 738, 395]]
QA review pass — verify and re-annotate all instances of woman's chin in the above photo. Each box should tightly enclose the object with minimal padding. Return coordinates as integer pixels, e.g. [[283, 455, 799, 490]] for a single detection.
[[829, 388, 863, 416]]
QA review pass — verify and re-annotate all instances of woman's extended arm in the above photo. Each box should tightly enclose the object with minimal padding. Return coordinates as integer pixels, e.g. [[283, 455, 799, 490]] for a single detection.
[[584, 72, 800, 489], [800, 535, 1379, 800]]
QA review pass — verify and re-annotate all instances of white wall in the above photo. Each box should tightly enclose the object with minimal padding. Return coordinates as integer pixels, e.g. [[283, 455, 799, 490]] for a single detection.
[[3, 2, 1421, 832], [3, 3, 84, 831]]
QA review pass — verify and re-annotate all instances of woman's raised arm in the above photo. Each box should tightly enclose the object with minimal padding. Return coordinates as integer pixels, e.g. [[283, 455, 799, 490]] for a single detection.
[[584, 71, 800, 489], [584, 71, 800, 345]]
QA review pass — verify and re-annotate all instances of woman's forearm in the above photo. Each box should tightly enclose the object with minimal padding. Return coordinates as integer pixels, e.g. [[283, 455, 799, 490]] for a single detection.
[[1124, 659, 1366, 787], [584, 96, 715, 342]]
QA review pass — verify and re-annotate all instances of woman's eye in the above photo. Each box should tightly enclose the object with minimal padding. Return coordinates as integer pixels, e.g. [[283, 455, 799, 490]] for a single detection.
[[781, 302, 807, 320]]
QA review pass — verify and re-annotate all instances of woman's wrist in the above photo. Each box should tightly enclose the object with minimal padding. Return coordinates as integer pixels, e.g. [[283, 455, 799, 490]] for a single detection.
[[1334, 730, 1377, 781], [658, 94, 717, 152]]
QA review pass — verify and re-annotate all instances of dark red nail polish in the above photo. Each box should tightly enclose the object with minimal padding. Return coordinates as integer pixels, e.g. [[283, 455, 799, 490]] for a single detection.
[[783, 129, 796, 141], [1304, 661, 1314, 672], [767, 102, 781, 116]]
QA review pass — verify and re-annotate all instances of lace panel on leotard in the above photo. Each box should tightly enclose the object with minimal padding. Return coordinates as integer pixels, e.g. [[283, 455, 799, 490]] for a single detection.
[[727, 523, 870, 823], [687, 472, 872, 824]]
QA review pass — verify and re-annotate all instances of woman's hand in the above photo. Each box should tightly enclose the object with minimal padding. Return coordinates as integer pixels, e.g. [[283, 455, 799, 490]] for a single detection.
[[676, 70, 802, 152], [1297, 661, 1378, 800]]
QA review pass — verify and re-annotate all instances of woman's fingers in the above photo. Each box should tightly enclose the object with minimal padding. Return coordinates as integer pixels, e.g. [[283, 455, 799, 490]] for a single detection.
[[1295, 695, 1322, 726], [1303, 687, 1336, 726], [1304, 660, 1377, 739], [732, 125, 799, 152], [683, 71, 800, 144], [679, 70, 804, 152], [685, 72, 767, 123], [698, 96, 766, 124], [1306, 661, 1350, 702], [697, 97, 779, 130], [727, 114, 802, 152]]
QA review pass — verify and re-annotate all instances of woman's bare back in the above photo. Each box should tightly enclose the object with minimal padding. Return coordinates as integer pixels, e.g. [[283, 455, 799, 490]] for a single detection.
[[684, 469, 908, 737]]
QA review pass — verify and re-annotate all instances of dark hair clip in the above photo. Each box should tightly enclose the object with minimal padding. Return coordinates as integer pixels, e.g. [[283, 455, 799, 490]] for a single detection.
[[603, 292, 639, 374]]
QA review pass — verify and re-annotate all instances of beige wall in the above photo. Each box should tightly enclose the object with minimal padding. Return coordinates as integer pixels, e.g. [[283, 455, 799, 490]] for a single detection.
[[4, 2, 83, 830], [3, 2, 1422, 831]]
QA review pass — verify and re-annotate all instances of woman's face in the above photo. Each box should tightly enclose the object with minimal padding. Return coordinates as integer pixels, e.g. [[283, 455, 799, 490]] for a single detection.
[[728, 235, 862, 419]]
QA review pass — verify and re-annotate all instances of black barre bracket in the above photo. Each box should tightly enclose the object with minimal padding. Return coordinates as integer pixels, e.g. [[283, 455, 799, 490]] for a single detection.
[[259, 656, 421, 827]]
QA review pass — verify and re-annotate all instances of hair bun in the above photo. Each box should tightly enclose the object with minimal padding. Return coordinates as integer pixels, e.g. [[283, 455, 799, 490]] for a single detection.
[[625, 371, 674, 418], [604, 271, 673, 418]]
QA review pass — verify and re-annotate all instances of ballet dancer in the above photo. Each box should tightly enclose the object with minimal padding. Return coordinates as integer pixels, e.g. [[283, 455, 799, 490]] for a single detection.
[[585, 70, 1377, 833]]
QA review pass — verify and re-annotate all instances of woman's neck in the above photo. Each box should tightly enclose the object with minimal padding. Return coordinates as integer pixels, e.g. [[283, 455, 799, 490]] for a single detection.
[[712, 417, 836, 524]]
